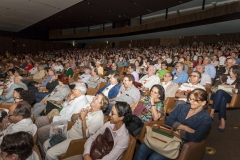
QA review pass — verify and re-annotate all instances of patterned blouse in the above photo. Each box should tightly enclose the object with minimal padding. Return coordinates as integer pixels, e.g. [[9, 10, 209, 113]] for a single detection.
[[139, 97, 164, 123]]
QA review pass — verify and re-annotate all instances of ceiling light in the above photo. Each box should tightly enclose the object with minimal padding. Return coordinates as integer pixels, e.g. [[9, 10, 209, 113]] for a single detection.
[[119, 15, 121, 17]]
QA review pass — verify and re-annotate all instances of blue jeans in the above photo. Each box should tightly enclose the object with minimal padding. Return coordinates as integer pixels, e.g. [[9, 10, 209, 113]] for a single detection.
[[35, 92, 50, 103], [134, 143, 169, 160], [211, 90, 232, 119]]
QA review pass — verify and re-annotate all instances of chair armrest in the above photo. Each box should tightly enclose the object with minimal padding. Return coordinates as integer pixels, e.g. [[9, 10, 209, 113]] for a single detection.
[[58, 138, 87, 160], [176, 140, 206, 160], [229, 94, 240, 108], [68, 78, 75, 84], [67, 122, 75, 131], [137, 120, 165, 144], [39, 87, 48, 92]]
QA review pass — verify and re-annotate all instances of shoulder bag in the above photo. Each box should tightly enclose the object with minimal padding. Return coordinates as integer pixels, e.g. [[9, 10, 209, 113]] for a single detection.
[[144, 124, 182, 159], [90, 127, 114, 160]]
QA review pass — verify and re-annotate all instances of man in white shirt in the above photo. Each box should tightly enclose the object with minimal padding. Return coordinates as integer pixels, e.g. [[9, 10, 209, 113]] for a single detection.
[[53, 61, 64, 72], [29, 63, 39, 75], [218, 50, 226, 66], [0, 101, 37, 144], [36, 83, 89, 151], [175, 71, 205, 106], [196, 65, 212, 88], [139, 65, 160, 91]]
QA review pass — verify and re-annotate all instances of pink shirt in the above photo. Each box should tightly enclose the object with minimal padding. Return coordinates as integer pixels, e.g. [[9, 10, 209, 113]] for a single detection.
[[83, 121, 129, 160]]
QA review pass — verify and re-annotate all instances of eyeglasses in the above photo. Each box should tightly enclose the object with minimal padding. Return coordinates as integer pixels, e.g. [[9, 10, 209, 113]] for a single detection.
[[164, 75, 171, 77], [188, 98, 201, 103], [190, 75, 199, 78], [13, 97, 21, 100]]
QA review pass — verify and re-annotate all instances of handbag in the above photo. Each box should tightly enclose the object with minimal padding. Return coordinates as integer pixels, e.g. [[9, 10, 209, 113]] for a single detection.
[[90, 127, 114, 160], [144, 124, 182, 159], [126, 115, 143, 137]]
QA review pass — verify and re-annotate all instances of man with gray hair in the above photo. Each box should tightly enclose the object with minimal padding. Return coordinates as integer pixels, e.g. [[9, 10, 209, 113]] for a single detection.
[[95, 61, 103, 76], [203, 56, 216, 79], [139, 65, 160, 91], [78, 67, 92, 83], [35, 82, 89, 152]]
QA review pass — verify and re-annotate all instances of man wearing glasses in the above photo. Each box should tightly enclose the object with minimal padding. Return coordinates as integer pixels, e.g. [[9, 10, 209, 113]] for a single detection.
[[175, 71, 205, 106], [0, 101, 37, 144]]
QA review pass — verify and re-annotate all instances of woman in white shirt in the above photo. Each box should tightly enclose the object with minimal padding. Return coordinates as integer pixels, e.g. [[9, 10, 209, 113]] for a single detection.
[[44, 93, 109, 160], [83, 101, 132, 160]]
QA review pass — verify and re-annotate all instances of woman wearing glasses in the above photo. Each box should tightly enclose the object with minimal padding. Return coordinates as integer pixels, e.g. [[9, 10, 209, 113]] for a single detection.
[[135, 89, 212, 160]]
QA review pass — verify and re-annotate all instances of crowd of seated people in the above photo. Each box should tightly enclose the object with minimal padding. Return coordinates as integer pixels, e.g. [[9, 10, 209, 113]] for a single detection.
[[0, 41, 240, 159]]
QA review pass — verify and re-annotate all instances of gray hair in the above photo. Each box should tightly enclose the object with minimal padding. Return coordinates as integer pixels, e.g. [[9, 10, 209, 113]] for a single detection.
[[149, 65, 156, 72], [75, 83, 87, 95], [96, 61, 101, 64]]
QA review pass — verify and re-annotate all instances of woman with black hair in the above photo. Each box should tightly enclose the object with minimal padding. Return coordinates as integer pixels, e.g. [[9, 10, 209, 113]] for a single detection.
[[133, 84, 165, 122], [83, 101, 132, 160]]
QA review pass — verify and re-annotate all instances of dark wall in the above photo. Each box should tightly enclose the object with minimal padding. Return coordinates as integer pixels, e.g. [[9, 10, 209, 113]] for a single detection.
[[0, 36, 71, 56]]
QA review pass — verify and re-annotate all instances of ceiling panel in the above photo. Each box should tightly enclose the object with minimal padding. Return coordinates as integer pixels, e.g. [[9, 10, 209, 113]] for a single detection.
[[0, 0, 83, 32]]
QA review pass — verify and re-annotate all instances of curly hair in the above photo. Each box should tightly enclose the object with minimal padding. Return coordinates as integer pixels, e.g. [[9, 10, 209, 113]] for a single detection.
[[115, 101, 132, 124], [1, 131, 34, 160], [150, 84, 165, 102], [14, 88, 36, 105]]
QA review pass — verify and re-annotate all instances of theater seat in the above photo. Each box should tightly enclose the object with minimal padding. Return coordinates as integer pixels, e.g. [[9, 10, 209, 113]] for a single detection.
[[176, 140, 206, 160], [58, 116, 132, 160]]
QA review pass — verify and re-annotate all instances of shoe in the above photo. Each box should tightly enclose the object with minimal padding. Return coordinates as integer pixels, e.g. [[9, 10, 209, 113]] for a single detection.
[[218, 128, 225, 132]]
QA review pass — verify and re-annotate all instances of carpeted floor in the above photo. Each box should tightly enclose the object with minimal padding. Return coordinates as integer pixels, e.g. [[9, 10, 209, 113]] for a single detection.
[[202, 109, 240, 160]]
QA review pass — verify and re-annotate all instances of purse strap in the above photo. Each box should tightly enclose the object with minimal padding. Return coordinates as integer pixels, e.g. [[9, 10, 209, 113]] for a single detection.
[[153, 124, 181, 140]]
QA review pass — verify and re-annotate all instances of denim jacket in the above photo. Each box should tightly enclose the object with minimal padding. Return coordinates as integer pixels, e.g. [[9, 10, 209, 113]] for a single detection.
[[166, 104, 212, 143], [96, 82, 121, 99]]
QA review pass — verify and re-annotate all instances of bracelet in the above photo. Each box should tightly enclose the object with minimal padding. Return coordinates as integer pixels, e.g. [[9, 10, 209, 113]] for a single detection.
[[151, 104, 156, 106]]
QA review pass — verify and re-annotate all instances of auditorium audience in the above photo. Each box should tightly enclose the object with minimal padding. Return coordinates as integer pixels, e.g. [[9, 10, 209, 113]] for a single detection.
[[32, 74, 70, 119], [43, 93, 109, 160], [83, 101, 132, 160], [135, 89, 212, 160], [0, 76, 27, 103]]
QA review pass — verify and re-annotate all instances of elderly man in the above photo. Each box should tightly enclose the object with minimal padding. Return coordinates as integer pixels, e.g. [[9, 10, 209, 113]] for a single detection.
[[172, 62, 188, 84], [139, 65, 160, 91], [127, 64, 139, 82], [160, 72, 179, 99], [36, 83, 89, 151], [203, 56, 216, 79], [0, 76, 27, 103], [63, 62, 73, 78], [78, 67, 92, 83], [104, 74, 140, 115], [0, 101, 37, 144], [175, 71, 205, 106], [196, 65, 212, 88], [95, 61, 103, 76], [33, 65, 46, 82]]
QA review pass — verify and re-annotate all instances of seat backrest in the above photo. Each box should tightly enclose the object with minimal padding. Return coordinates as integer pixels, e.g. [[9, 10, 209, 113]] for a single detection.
[[176, 140, 206, 160], [0, 103, 13, 110], [86, 88, 98, 95], [119, 134, 136, 160], [164, 97, 176, 115], [99, 82, 107, 89]]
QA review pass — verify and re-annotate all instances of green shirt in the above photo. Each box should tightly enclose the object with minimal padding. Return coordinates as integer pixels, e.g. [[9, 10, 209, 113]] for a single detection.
[[64, 68, 74, 78], [157, 69, 169, 78]]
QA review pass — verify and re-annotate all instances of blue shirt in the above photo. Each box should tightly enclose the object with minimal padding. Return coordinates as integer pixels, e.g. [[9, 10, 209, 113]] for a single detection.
[[172, 70, 188, 84], [40, 75, 54, 87], [166, 104, 212, 143], [204, 64, 216, 79]]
